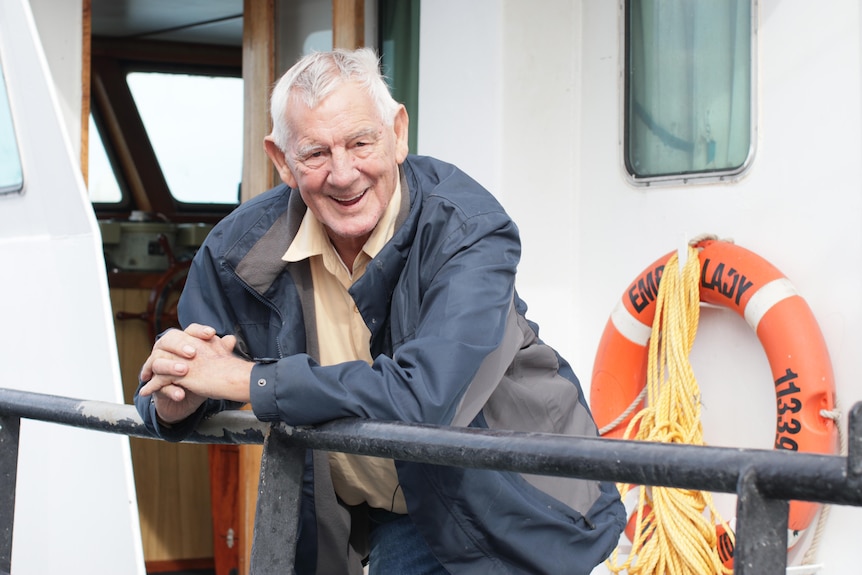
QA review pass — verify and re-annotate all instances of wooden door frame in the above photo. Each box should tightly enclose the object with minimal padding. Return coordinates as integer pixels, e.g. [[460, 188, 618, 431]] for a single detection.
[[229, 3, 365, 574]]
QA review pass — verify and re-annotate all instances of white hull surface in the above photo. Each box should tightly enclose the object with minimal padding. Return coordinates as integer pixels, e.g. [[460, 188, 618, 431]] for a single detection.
[[0, 0, 144, 573]]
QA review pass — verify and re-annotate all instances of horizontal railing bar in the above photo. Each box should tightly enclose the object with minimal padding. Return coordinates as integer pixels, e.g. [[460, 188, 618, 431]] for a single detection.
[[0, 387, 860, 508], [0, 388, 269, 444], [298, 418, 862, 506]]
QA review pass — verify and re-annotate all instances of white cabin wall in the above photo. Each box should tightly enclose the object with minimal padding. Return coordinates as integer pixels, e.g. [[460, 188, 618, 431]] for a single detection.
[[417, 0, 503, 198], [497, 1, 582, 361], [0, 0, 144, 573], [421, 0, 862, 571], [27, 0, 83, 159], [418, 0, 582, 364], [420, 0, 862, 454]]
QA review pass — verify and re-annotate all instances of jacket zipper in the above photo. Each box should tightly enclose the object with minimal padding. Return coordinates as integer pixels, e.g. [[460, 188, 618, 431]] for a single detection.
[[226, 264, 286, 360]]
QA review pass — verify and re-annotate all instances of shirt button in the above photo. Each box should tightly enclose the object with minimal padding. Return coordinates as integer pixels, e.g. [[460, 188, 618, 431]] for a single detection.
[[257, 378, 267, 387]]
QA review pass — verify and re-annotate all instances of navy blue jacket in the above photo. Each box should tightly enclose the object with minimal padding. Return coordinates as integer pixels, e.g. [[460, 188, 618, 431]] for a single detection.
[[136, 155, 625, 574]]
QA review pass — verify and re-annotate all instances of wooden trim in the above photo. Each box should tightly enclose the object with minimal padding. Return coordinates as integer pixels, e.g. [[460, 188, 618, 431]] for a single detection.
[[90, 57, 158, 213], [209, 445, 240, 575], [89, 38, 241, 220], [145, 558, 215, 573], [92, 38, 242, 69], [234, 4, 276, 575], [105, 271, 167, 290], [229, 4, 367, 574], [333, 0, 365, 49], [81, 0, 92, 180], [238, 443, 263, 575], [241, 0, 275, 203]]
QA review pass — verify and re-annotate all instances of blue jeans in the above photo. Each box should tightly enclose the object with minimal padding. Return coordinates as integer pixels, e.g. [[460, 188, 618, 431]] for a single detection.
[[367, 509, 450, 575]]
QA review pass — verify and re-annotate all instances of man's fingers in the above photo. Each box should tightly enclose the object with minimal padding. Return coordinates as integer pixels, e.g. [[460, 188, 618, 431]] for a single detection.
[[151, 387, 206, 424], [159, 384, 186, 402], [138, 358, 189, 393], [153, 329, 200, 359], [185, 323, 217, 340], [140, 356, 155, 382], [156, 324, 220, 357], [141, 379, 186, 400], [138, 377, 163, 397], [140, 351, 189, 382], [142, 325, 220, 383], [220, 334, 238, 352]]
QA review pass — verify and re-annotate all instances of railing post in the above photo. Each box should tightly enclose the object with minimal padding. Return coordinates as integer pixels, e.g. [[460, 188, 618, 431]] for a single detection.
[[249, 424, 304, 575], [0, 414, 20, 575], [733, 467, 789, 575], [847, 402, 862, 480]]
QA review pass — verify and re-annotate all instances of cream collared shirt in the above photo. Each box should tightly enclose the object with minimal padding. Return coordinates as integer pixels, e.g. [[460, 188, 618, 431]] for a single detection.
[[282, 181, 407, 513]]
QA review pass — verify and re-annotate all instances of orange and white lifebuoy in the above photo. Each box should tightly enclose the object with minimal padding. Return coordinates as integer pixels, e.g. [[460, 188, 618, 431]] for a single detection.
[[590, 238, 837, 565]]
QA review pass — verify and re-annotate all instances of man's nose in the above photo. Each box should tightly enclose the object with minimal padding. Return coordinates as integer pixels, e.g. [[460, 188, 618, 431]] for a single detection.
[[328, 149, 356, 187]]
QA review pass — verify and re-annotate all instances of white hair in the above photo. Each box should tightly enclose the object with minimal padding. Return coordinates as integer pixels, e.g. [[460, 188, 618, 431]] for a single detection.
[[269, 48, 401, 152]]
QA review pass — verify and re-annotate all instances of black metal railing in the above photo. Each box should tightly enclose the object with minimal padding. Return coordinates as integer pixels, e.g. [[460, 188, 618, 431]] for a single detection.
[[0, 387, 860, 575]]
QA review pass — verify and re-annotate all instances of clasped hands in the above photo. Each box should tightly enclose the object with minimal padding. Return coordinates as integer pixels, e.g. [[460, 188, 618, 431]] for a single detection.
[[139, 323, 254, 423]]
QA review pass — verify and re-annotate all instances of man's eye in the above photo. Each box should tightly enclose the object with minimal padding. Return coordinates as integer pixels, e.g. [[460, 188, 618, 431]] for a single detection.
[[301, 154, 325, 169], [300, 151, 326, 166]]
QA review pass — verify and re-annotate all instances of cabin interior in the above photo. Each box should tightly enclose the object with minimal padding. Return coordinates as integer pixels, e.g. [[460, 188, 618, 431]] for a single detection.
[[80, 1, 414, 574]]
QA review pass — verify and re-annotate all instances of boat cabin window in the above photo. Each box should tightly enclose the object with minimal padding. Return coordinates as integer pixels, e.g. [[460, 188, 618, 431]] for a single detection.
[[126, 71, 243, 205], [624, 0, 754, 185], [89, 37, 243, 222], [88, 112, 123, 203], [88, 67, 243, 212], [0, 66, 23, 196]]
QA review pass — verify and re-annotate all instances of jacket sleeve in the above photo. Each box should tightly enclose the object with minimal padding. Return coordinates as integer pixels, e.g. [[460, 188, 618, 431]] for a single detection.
[[250, 201, 525, 427]]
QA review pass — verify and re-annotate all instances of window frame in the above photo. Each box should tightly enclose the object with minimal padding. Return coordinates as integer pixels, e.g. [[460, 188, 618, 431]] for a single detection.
[[124, 68, 244, 207], [90, 38, 242, 223], [620, 0, 759, 187], [0, 63, 24, 196]]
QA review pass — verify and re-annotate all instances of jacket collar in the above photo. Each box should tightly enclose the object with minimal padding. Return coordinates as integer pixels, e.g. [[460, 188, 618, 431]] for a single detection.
[[234, 197, 297, 294], [231, 163, 417, 301]]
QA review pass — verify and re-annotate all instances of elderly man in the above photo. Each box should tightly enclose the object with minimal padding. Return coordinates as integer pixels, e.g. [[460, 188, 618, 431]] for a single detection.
[[136, 48, 624, 575]]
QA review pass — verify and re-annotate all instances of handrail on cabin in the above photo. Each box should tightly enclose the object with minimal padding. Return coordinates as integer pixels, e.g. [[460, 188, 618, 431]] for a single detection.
[[0, 387, 860, 575]]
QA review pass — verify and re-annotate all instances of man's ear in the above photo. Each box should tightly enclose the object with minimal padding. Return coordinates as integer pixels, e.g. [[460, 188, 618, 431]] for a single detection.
[[393, 105, 410, 163], [264, 136, 298, 188]]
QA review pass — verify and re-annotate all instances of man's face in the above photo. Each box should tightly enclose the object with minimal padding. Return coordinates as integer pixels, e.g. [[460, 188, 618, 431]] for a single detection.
[[266, 81, 409, 258]]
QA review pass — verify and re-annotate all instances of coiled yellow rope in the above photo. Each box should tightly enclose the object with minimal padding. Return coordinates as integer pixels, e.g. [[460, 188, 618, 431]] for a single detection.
[[606, 246, 734, 575]]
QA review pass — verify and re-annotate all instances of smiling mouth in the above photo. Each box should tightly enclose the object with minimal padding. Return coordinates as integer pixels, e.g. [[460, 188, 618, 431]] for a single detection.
[[333, 190, 367, 207]]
